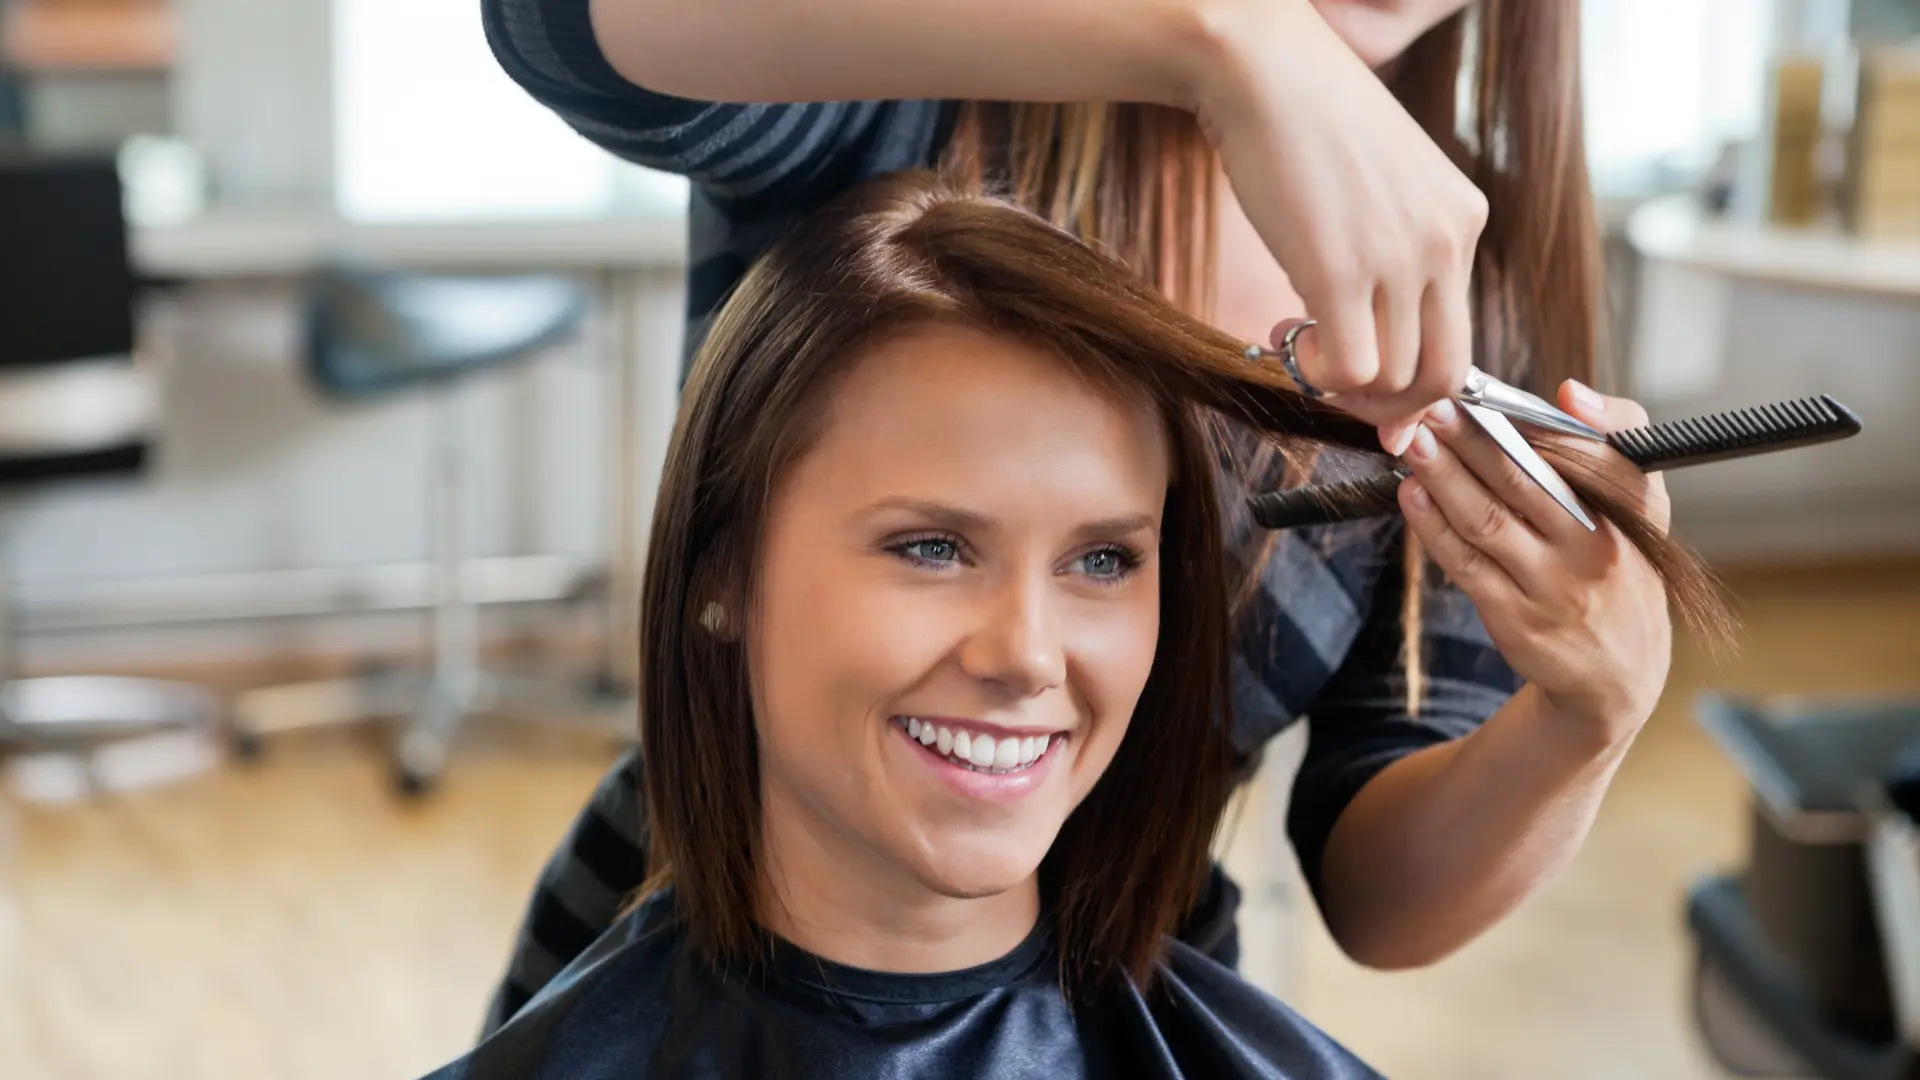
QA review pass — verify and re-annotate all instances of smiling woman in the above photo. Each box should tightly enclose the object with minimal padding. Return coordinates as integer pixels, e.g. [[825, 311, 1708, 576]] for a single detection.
[[742, 318, 1175, 977], [418, 170, 1725, 1080]]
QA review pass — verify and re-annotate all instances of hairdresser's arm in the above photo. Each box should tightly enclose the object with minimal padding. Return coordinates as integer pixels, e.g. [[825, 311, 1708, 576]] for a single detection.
[[1300, 384, 1672, 970], [1312, 680, 1639, 970], [591, 0, 1213, 107], [588, 0, 1486, 443]]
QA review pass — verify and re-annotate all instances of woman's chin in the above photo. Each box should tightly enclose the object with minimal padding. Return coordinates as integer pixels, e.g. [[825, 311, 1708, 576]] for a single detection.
[[905, 835, 1052, 901]]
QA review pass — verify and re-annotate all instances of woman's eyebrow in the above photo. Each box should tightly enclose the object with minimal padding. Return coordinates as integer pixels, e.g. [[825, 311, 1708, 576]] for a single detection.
[[1071, 514, 1159, 541], [856, 497, 995, 533], [859, 498, 1158, 541]]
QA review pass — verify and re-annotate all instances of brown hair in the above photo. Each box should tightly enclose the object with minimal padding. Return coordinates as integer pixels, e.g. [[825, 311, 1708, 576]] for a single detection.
[[937, 1, 1608, 707], [637, 170, 1727, 997]]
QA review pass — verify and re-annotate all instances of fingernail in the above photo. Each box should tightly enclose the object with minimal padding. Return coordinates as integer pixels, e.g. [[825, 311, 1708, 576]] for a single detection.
[[1405, 426, 1437, 462], [1427, 398, 1458, 428], [1405, 480, 1431, 511], [1568, 379, 1604, 416]]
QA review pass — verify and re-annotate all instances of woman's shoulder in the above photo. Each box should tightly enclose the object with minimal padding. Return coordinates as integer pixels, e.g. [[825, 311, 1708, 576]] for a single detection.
[[1111, 942, 1388, 1080], [417, 892, 690, 1079], [425, 894, 1095, 1080]]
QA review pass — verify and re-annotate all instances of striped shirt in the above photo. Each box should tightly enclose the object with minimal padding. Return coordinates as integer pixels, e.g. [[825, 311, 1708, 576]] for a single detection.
[[478, 0, 1522, 1035]]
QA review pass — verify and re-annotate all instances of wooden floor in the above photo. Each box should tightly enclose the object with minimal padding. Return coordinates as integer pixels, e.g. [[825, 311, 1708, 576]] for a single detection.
[[6, 559, 1920, 1079]]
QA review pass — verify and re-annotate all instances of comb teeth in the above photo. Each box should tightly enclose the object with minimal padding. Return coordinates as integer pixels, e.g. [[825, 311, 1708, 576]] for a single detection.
[[1607, 395, 1861, 470]]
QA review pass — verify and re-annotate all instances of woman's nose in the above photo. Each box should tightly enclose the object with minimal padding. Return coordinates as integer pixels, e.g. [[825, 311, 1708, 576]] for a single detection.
[[958, 575, 1066, 698]]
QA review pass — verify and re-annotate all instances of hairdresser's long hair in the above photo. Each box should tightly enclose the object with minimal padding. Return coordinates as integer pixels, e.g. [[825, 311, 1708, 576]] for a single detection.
[[938, 1, 1598, 705], [638, 171, 1725, 999]]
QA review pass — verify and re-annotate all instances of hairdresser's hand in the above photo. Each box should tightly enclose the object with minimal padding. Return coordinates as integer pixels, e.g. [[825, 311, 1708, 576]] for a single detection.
[[1394, 380, 1674, 746], [1197, 1, 1486, 455]]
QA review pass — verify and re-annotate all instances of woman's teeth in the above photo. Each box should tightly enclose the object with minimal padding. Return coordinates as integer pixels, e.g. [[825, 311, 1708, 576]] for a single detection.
[[900, 717, 1053, 775]]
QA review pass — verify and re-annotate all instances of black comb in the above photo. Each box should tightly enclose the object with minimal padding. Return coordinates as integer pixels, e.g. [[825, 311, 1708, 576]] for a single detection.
[[1247, 394, 1863, 531]]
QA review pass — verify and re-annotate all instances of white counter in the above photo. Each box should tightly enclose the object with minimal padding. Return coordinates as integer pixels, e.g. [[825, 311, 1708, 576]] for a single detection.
[[132, 202, 688, 279], [1626, 193, 1920, 302]]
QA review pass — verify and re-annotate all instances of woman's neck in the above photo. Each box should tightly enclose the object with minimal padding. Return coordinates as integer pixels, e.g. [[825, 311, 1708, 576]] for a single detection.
[[754, 788, 1042, 975]]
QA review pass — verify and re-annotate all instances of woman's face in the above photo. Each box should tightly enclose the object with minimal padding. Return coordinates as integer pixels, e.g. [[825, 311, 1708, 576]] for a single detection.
[[1310, 0, 1474, 68], [747, 321, 1169, 905]]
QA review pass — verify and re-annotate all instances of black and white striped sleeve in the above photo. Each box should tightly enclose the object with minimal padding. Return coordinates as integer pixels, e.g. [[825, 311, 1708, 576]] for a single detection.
[[481, 0, 894, 206]]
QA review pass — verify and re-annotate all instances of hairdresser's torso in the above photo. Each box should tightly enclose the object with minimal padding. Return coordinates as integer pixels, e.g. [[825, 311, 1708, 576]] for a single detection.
[[429, 889, 1383, 1080]]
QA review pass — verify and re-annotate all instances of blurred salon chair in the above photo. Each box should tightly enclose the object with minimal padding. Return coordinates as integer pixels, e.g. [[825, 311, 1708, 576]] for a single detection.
[[228, 263, 629, 795], [1686, 693, 1920, 1080], [0, 151, 220, 766]]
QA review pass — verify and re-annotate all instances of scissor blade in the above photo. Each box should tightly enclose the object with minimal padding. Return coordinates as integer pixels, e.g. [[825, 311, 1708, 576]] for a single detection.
[[1460, 402, 1597, 532], [1472, 380, 1607, 442]]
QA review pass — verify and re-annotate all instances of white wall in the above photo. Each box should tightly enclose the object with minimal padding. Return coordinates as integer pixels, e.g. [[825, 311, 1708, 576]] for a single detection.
[[172, 0, 334, 200], [22, 73, 173, 150]]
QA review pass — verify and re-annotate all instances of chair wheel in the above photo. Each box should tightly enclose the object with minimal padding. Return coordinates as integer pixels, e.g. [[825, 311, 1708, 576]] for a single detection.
[[582, 667, 629, 700], [231, 729, 265, 761], [395, 728, 446, 798], [394, 764, 437, 798]]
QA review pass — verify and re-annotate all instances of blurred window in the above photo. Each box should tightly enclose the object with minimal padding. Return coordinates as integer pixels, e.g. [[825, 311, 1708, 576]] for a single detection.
[[1582, 0, 1774, 197], [332, 0, 686, 221]]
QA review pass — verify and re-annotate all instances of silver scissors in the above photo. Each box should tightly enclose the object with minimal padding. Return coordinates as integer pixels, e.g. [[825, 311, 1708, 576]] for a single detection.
[[1246, 319, 1608, 532]]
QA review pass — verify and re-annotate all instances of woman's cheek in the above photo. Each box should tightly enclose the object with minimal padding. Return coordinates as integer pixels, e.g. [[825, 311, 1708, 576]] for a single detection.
[[1064, 587, 1162, 759]]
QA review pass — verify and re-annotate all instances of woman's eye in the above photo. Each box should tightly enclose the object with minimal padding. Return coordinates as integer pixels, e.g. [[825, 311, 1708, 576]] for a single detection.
[[899, 539, 960, 564], [1076, 547, 1135, 580]]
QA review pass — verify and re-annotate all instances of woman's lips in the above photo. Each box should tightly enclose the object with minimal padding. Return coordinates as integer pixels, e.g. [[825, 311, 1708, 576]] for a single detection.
[[898, 715, 1056, 772], [891, 715, 1065, 800]]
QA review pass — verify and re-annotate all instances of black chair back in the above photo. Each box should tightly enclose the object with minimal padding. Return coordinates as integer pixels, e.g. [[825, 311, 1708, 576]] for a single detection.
[[0, 151, 136, 368], [0, 151, 150, 483]]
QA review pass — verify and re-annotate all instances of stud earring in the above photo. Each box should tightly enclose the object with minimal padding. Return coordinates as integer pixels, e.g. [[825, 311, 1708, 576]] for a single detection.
[[699, 602, 728, 634]]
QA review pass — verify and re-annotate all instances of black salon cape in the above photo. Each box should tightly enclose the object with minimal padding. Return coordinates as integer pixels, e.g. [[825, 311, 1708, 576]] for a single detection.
[[421, 889, 1384, 1080]]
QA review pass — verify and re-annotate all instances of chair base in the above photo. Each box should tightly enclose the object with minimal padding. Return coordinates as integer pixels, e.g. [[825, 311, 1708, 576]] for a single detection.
[[0, 675, 224, 799], [1689, 872, 1917, 1080], [1, 674, 220, 749], [1694, 945, 1821, 1077], [229, 667, 632, 795]]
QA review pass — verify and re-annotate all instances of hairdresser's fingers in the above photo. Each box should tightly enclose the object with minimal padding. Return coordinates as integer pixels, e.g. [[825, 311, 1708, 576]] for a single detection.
[[1423, 398, 1601, 547], [1398, 421, 1554, 590], [1297, 298, 1381, 397], [1345, 281, 1423, 454], [1398, 474, 1521, 603], [1411, 270, 1476, 415], [1556, 379, 1671, 535], [1268, 314, 1421, 456], [1338, 270, 1475, 458], [1374, 281, 1421, 398]]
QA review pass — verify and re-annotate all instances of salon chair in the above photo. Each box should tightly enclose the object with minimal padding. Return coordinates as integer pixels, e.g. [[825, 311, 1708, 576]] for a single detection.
[[227, 263, 630, 795], [0, 151, 220, 766], [1686, 693, 1920, 1079]]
